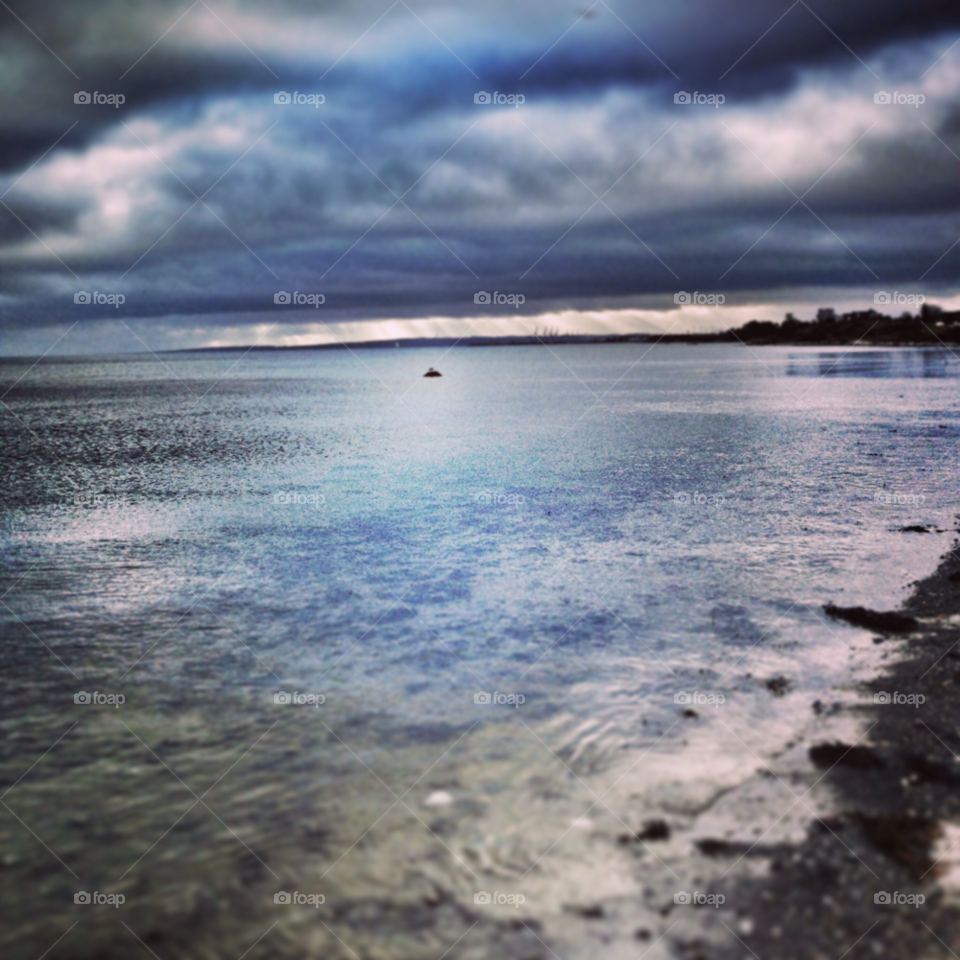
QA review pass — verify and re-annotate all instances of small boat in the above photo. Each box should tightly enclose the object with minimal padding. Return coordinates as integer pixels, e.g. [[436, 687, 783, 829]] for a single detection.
[[423, 367, 442, 377]]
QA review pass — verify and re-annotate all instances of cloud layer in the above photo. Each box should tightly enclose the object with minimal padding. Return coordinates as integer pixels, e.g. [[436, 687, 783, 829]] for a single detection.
[[1, 0, 959, 350]]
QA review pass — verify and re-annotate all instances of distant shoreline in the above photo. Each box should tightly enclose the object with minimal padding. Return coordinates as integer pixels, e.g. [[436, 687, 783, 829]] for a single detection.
[[3, 307, 957, 363], [165, 304, 959, 353]]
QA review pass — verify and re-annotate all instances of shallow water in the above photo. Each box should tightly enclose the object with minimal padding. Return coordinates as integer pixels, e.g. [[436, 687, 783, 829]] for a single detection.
[[1, 343, 958, 959]]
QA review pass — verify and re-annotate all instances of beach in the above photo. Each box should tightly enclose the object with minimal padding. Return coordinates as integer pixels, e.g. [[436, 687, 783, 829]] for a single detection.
[[662, 530, 960, 960]]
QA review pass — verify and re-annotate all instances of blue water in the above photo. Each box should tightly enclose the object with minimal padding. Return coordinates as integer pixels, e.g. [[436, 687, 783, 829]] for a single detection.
[[1, 344, 957, 960]]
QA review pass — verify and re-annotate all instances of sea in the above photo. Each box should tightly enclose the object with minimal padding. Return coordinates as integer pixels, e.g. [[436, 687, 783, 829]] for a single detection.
[[0, 343, 957, 960]]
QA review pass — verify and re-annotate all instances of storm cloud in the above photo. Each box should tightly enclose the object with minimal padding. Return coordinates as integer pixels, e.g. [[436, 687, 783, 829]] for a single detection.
[[1, 0, 959, 348]]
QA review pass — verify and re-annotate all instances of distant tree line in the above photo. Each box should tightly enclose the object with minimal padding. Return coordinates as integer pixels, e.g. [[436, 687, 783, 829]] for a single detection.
[[717, 304, 960, 344]]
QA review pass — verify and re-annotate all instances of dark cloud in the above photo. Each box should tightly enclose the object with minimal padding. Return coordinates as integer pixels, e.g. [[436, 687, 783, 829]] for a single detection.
[[1, 0, 959, 348]]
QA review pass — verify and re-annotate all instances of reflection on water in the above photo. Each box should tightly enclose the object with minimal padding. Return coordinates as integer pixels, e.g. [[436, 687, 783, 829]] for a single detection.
[[0, 344, 958, 959], [784, 347, 955, 378]]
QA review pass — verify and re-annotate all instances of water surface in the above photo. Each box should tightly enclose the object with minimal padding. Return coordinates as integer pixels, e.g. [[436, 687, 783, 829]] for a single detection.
[[1, 344, 957, 959]]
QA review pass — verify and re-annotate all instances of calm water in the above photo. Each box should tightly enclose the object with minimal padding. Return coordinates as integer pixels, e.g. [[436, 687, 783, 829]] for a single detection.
[[1, 344, 958, 960]]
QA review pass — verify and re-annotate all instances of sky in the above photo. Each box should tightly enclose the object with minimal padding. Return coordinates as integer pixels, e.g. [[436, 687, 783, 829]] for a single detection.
[[1, 0, 959, 354]]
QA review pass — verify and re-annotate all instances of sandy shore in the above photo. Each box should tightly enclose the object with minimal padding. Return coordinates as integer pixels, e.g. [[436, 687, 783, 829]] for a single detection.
[[677, 523, 960, 960]]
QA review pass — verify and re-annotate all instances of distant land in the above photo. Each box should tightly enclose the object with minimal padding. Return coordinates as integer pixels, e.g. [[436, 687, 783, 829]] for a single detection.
[[174, 304, 960, 353], [708, 304, 960, 345]]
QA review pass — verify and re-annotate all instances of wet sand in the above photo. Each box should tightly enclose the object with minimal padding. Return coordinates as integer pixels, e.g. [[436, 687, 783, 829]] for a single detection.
[[679, 523, 960, 960]]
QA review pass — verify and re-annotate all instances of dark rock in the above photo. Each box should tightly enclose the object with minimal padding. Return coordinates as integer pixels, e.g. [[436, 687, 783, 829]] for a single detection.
[[695, 838, 793, 858], [852, 814, 939, 879], [809, 742, 885, 769], [765, 675, 791, 696], [637, 819, 671, 841], [564, 904, 604, 918], [696, 838, 733, 856], [904, 752, 960, 786], [618, 819, 671, 843], [823, 603, 918, 633]]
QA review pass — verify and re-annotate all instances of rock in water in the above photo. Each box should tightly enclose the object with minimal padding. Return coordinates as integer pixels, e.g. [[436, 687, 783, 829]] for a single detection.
[[822, 603, 917, 633]]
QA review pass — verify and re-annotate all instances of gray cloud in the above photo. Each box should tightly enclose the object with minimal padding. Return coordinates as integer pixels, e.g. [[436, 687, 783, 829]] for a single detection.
[[1, 0, 959, 347]]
